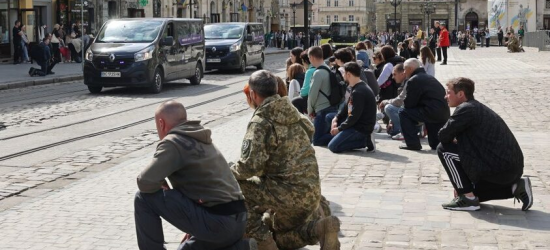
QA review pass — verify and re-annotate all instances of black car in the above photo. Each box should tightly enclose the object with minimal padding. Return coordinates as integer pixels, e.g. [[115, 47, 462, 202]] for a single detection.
[[83, 18, 205, 94], [204, 22, 265, 73]]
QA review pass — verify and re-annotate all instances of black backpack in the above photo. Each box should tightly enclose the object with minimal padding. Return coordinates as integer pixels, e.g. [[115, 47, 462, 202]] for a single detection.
[[316, 65, 346, 107]]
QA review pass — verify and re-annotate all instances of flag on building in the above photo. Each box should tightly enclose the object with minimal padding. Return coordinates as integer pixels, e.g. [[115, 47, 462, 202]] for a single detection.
[[241, 3, 247, 12]]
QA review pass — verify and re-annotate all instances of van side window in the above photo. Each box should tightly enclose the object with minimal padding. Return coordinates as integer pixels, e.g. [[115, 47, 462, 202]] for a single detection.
[[176, 22, 190, 45], [164, 23, 174, 38]]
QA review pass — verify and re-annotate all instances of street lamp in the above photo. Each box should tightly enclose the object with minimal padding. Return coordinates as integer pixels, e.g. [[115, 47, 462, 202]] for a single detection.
[[390, 0, 402, 33], [420, 1, 436, 30], [291, 3, 297, 29]]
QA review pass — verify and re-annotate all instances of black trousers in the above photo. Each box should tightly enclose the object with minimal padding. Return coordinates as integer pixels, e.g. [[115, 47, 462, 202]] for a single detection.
[[486, 38, 490, 47], [134, 189, 249, 250], [399, 108, 445, 150], [441, 46, 448, 63], [13, 43, 22, 63], [436, 47, 442, 61], [437, 143, 520, 202], [292, 95, 308, 114]]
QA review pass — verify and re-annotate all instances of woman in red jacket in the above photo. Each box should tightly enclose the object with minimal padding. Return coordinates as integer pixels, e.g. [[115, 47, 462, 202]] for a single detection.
[[439, 24, 450, 65]]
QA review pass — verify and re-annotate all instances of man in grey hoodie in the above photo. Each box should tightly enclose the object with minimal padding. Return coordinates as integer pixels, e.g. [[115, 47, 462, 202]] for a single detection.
[[134, 101, 256, 250]]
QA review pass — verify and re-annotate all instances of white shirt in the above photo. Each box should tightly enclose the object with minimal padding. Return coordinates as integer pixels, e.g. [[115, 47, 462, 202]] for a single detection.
[[423, 61, 435, 77], [377, 63, 394, 86], [288, 79, 301, 100]]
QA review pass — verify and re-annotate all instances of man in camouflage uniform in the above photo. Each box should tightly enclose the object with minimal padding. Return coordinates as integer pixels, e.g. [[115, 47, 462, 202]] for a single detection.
[[231, 70, 341, 250], [506, 33, 522, 53]]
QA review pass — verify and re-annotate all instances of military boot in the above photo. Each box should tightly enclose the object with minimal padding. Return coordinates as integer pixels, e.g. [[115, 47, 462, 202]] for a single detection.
[[315, 216, 341, 250], [257, 236, 279, 250]]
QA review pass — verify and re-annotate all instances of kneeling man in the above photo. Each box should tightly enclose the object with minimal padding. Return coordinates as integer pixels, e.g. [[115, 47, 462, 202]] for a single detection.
[[232, 70, 340, 250], [438, 78, 533, 211], [135, 101, 255, 249]]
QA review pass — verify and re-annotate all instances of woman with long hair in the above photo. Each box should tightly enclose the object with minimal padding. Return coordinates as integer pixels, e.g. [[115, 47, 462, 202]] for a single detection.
[[20, 25, 30, 63], [290, 47, 304, 65], [287, 63, 306, 100], [355, 42, 370, 69], [420, 46, 436, 77], [372, 51, 385, 79], [320, 43, 333, 64], [291, 51, 315, 114]]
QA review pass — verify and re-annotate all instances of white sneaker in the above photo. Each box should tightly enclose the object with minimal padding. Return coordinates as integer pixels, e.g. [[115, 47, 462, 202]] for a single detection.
[[376, 112, 385, 121], [374, 123, 382, 133], [392, 133, 405, 140], [366, 131, 376, 152]]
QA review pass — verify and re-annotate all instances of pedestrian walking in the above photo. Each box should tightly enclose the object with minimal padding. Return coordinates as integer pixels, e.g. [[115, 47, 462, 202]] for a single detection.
[[518, 25, 525, 47], [12, 20, 23, 64], [20, 25, 31, 63]]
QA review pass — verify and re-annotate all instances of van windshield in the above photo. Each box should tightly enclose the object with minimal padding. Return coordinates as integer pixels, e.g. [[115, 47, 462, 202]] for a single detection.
[[96, 20, 163, 43], [204, 24, 244, 39]]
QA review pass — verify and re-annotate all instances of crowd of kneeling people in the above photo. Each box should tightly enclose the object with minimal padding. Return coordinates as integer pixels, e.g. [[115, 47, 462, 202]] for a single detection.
[[131, 43, 534, 250]]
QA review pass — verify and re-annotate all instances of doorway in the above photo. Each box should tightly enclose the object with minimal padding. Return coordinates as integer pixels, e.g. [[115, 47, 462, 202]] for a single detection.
[[465, 12, 478, 30]]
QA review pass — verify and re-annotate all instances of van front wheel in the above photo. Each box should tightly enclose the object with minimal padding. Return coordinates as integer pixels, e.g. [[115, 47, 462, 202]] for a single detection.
[[87, 86, 102, 94], [239, 58, 246, 73], [149, 68, 163, 94], [255, 54, 265, 69], [189, 63, 202, 85]]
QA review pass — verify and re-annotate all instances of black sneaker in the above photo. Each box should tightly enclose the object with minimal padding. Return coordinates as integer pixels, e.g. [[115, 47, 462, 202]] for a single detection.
[[47, 71, 55, 75], [441, 62, 447, 65], [28, 67, 36, 77], [442, 194, 480, 211], [399, 144, 422, 151], [513, 177, 533, 211]]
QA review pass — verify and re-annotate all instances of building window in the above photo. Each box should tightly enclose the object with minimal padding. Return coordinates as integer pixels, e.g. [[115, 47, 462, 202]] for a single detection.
[[546, 0, 550, 8], [326, 15, 331, 24], [334, 0, 338, 7], [327, 0, 330, 7], [349, 15, 354, 22], [334, 15, 338, 22], [349, 0, 354, 7], [312, 12, 315, 22]]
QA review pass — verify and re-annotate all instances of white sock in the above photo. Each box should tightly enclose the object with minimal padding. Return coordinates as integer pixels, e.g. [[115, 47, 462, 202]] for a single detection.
[[465, 195, 476, 200], [512, 183, 517, 193]]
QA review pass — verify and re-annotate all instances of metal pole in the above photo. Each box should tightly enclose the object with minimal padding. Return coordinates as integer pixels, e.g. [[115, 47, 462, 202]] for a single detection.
[[82, 0, 84, 71], [394, 3, 397, 33], [455, 0, 458, 31], [304, 0, 308, 49]]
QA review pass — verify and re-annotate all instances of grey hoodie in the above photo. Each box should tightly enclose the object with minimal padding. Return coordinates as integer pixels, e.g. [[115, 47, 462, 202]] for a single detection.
[[137, 120, 245, 207]]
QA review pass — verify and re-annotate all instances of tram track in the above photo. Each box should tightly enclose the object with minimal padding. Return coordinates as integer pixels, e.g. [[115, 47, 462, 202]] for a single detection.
[[0, 90, 242, 162]]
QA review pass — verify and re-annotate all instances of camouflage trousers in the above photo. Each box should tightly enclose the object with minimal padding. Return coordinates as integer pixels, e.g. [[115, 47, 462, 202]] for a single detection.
[[239, 180, 331, 250]]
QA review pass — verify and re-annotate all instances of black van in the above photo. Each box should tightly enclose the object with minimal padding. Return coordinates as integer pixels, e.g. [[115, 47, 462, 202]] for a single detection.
[[204, 22, 265, 73], [83, 18, 205, 94]]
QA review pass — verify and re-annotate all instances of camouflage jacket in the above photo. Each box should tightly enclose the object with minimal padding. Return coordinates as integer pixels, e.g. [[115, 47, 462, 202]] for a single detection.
[[231, 95, 321, 206]]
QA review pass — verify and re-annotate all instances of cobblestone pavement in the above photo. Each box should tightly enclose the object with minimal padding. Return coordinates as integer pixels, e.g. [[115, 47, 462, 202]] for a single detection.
[[0, 54, 286, 130], [0, 47, 550, 249]]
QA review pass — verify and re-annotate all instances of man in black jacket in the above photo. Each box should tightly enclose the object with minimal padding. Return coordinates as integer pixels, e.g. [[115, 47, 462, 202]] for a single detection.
[[399, 58, 450, 150], [321, 62, 377, 153], [29, 37, 56, 77], [437, 77, 532, 211]]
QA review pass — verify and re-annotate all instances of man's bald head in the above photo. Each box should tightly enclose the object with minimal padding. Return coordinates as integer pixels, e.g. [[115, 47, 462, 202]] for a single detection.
[[155, 101, 187, 139]]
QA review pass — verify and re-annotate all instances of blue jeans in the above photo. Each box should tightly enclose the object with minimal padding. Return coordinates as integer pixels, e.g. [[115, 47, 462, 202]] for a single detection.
[[312, 107, 338, 146], [21, 41, 29, 62], [328, 128, 368, 153], [134, 189, 248, 250], [384, 104, 403, 135]]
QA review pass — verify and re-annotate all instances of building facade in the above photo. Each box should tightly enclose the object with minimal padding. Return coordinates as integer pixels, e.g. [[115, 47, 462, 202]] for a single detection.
[[316, 0, 374, 33]]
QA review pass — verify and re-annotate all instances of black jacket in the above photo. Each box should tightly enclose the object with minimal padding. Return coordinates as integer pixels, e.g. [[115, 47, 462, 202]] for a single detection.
[[403, 68, 450, 123], [337, 81, 376, 135], [438, 100, 524, 182]]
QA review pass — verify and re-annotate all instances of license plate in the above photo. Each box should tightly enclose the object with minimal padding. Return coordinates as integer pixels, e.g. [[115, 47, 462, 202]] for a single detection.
[[101, 72, 121, 77], [207, 58, 221, 63]]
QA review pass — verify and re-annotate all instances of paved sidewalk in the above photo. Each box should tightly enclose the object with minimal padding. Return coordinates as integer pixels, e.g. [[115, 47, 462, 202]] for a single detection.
[[0, 47, 289, 91], [0, 47, 549, 249]]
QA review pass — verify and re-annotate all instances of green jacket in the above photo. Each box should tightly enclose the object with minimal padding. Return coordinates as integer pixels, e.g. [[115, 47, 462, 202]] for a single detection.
[[231, 95, 321, 207]]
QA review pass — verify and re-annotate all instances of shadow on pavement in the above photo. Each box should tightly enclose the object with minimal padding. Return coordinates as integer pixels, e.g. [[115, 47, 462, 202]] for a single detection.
[[469, 204, 550, 231], [338, 150, 411, 163]]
